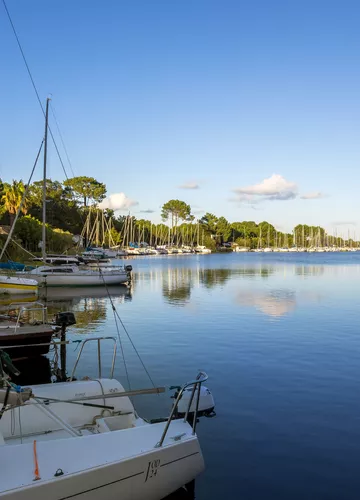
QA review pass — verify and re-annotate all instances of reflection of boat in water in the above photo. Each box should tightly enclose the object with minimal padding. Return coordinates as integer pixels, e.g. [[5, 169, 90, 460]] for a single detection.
[[0, 294, 38, 310], [39, 285, 132, 304]]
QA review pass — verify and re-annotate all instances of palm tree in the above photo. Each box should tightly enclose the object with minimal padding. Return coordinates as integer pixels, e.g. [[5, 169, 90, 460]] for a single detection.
[[2, 180, 29, 226]]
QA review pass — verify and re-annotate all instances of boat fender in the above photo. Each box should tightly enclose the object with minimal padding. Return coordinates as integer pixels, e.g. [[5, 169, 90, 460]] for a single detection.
[[177, 385, 215, 418]]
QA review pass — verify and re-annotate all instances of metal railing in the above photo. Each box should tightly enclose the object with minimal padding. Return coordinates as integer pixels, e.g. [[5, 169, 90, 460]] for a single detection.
[[5, 302, 48, 332], [155, 371, 208, 448], [69, 337, 117, 381]]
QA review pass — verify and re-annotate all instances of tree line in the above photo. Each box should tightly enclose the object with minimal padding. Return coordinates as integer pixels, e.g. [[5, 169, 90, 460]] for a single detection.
[[0, 178, 356, 256]]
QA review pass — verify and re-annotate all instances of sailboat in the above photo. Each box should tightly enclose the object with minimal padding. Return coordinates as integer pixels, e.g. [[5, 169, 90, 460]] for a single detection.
[[0, 332, 215, 499], [20, 99, 131, 287]]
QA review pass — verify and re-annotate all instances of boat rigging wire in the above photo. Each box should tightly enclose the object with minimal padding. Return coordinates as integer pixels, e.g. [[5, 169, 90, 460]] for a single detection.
[[9, 238, 37, 259], [50, 103, 75, 177], [0, 139, 44, 260], [2, 0, 70, 180], [98, 269, 157, 390]]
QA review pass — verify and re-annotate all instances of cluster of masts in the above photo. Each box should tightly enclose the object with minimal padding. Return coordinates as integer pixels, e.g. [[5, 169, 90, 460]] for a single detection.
[[235, 225, 360, 252], [235, 246, 360, 253], [80, 212, 212, 256]]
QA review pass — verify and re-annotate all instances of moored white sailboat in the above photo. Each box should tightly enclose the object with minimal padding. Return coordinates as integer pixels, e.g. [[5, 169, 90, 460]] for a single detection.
[[0, 337, 214, 500], [24, 265, 131, 286]]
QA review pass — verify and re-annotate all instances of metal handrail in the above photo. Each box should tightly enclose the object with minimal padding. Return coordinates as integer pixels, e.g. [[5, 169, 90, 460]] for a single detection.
[[7, 302, 48, 332], [155, 371, 208, 448], [69, 337, 117, 381]]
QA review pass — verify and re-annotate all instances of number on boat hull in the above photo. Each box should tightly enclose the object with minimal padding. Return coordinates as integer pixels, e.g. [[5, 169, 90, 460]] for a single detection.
[[145, 459, 160, 482]]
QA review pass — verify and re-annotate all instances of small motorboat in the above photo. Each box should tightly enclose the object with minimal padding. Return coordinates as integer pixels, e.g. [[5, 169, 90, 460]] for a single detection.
[[0, 302, 62, 358]]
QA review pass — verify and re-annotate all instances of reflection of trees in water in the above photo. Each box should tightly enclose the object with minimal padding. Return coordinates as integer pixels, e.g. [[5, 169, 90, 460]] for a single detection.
[[162, 268, 192, 306], [199, 268, 232, 288], [162, 266, 275, 306], [295, 265, 325, 277], [71, 298, 108, 333], [237, 288, 296, 317], [200, 267, 273, 288], [41, 287, 132, 333], [236, 267, 273, 278]]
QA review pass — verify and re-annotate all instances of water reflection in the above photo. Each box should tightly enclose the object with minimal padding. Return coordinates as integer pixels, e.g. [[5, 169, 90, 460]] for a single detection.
[[161, 266, 275, 306], [199, 268, 233, 288], [295, 265, 325, 277], [40, 287, 132, 333], [237, 289, 297, 317], [162, 268, 192, 306]]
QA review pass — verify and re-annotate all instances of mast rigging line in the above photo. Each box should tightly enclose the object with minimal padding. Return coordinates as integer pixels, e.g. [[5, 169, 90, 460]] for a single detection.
[[98, 269, 157, 391], [50, 103, 75, 177], [2, 0, 70, 180], [0, 139, 44, 260]]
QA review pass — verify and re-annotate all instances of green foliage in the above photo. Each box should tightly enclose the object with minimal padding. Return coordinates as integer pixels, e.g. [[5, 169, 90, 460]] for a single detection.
[[2, 180, 29, 224], [161, 200, 192, 227], [14, 215, 73, 253], [216, 217, 232, 242], [63, 176, 106, 207], [28, 179, 64, 206], [200, 213, 218, 232], [0, 174, 357, 256]]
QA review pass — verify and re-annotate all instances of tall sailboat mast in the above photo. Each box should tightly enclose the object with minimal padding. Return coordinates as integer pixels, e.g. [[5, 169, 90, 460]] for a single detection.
[[42, 97, 50, 262]]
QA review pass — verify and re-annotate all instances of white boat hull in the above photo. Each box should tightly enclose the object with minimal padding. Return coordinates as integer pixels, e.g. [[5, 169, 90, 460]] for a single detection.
[[21, 266, 130, 287], [0, 379, 205, 499], [30, 272, 128, 286], [1, 429, 203, 500]]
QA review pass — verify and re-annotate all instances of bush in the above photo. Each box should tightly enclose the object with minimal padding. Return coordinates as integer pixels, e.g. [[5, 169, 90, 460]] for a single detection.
[[14, 215, 74, 254]]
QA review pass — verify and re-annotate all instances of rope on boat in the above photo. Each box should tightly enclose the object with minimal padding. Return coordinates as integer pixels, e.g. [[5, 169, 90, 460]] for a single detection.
[[33, 440, 41, 481], [98, 269, 157, 391], [0, 386, 10, 420], [0, 138, 43, 261]]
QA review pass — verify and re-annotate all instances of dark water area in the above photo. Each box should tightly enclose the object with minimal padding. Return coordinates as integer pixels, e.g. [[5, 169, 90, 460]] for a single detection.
[[15, 253, 360, 499]]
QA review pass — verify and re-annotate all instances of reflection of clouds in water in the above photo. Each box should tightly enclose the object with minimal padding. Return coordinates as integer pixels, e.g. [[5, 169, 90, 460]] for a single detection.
[[295, 265, 325, 277], [237, 289, 297, 317], [237, 288, 324, 318]]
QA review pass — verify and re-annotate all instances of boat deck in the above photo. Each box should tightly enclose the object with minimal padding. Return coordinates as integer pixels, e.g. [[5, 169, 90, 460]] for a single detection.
[[0, 324, 54, 338]]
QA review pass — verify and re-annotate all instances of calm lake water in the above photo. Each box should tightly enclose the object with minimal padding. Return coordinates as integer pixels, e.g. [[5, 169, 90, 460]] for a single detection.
[[29, 253, 360, 499]]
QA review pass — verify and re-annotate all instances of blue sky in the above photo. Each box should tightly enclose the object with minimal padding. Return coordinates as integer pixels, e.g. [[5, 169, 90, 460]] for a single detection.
[[1, 0, 360, 234]]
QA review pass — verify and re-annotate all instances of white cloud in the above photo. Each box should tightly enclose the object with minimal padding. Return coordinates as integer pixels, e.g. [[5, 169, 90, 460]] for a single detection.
[[98, 192, 138, 211], [300, 192, 325, 200], [140, 209, 155, 214], [178, 182, 199, 190], [234, 174, 298, 202]]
